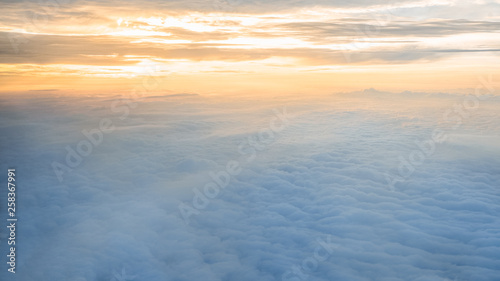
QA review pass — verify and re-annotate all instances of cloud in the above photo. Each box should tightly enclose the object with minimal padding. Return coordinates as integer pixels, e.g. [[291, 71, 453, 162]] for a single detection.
[[1, 0, 499, 86], [273, 19, 500, 39], [2, 30, 495, 68], [0, 90, 499, 280]]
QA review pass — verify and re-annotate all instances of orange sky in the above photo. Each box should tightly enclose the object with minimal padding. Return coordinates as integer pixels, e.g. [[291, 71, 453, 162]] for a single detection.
[[1, 0, 499, 94]]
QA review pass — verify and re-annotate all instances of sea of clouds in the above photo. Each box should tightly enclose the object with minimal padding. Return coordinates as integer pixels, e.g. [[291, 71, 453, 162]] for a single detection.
[[0, 89, 499, 281]]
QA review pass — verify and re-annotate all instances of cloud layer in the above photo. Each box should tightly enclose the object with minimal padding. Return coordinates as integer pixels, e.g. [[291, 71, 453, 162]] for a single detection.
[[0, 90, 499, 280]]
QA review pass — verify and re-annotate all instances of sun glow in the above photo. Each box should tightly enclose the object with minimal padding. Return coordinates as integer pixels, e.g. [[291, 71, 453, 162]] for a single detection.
[[1, 3, 499, 93]]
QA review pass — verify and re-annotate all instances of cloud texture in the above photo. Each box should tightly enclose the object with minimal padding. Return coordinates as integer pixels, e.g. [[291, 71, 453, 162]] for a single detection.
[[0, 90, 499, 280]]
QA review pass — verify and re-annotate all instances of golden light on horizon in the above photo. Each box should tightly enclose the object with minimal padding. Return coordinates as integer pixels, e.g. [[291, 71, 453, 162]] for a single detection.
[[0, 3, 499, 94]]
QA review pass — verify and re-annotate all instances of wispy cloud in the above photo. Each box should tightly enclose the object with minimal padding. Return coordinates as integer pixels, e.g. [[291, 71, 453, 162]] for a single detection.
[[1, 0, 499, 92]]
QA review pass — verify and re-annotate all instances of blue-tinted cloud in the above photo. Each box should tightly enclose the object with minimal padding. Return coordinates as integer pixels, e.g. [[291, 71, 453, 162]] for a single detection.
[[0, 90, 499, 280]]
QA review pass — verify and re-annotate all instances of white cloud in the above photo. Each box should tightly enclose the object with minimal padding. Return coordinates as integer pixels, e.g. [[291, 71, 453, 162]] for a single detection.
[[0, 90, 499, 280]]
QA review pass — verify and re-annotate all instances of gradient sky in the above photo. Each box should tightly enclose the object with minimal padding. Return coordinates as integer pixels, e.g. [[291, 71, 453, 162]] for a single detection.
[[1, 0, 499, 94]]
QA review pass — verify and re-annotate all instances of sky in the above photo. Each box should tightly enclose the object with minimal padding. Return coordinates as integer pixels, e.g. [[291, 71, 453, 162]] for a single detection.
[[1, 0, 500, 94]]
